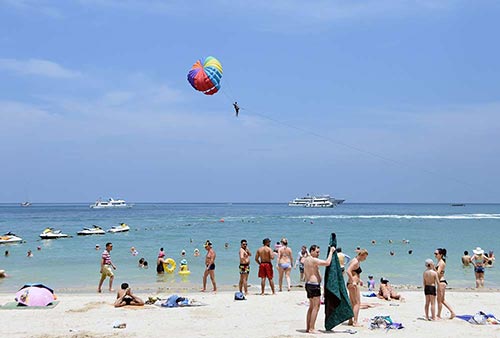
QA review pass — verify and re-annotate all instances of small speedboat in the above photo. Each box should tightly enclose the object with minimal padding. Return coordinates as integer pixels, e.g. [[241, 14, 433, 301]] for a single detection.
[[108, 223, 130, 233], [20, 201, 31, 207], [77, 225, 105, 236], [0, 232, 23, 244], [39, 228, 71, 239]]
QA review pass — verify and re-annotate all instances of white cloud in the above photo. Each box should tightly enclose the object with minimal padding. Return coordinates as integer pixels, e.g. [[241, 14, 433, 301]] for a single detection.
[[0, 58, 81, 78]]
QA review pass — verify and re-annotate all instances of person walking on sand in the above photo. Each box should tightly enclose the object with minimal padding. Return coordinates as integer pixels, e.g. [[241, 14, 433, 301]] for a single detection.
[[423, 259, 439, 321], [201, 240, 217, 292], [98, 242, 116, 293], [303, 244, 335, 334], [434, 248, 455, 319], [277, 238, 293, 292], [255, 238, 275, 295], [347, 249, 368, 327], [239, 239, 252, 295], [114, 283, 144, 307]]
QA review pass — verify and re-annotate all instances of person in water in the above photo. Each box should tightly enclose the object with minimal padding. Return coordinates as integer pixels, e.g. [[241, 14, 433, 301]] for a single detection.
[[277, 238, 293, 292], [423, 259, 439, 321], [347, 249, 368, 327], [461, 250, 471, 266], [233, 102, 240, 117], [156, 248, 167, 274], [114, 283, 144, 307]]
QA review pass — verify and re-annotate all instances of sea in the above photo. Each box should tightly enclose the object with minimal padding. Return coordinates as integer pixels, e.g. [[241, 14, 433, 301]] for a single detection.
[[0, 203, 498, 293]]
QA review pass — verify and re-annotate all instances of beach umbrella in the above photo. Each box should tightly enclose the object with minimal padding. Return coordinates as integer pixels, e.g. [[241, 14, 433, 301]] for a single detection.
[[15, 283, 55, 306]]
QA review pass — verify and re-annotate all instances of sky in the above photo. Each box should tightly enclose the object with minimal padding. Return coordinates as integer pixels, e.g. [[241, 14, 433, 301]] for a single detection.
[[0, 0, 499, 203]]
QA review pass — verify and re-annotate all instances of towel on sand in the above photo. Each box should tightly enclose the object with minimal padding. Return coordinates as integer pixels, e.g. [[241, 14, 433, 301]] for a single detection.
[[324, 233, 354, 330]]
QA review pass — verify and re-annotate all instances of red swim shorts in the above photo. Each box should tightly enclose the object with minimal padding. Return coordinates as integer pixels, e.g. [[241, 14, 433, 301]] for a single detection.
[[258, 262, 273, 279]]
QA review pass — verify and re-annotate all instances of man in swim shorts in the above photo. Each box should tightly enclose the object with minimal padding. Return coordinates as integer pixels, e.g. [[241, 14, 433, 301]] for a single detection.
[[202, 240, 217, 292], [114, 283, 144, 307], [423, 259, 439, 320], [98, 242, 116, 293], [239, 239, 252, 295], [255, 238, 275, 295], [303, 244, 335, 334]]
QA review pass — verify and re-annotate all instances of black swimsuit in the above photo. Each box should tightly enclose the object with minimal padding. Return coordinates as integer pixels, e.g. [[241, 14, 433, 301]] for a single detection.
[[354, 266, 362, 275]]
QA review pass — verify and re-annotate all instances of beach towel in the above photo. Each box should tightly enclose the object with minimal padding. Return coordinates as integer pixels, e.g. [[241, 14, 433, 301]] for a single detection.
[[0, 301, 59, 310], [456, 312, 499, 325], [158, 295, 206, 308], [324, 233, 354, 331]]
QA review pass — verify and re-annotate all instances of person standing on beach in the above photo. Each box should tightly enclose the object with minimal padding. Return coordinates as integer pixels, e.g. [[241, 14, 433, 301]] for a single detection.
[[239, 239, 252, 295], [471, 247, 489, 288], [202, 240, 217, 292], [346, 249, 368, 327], [295, 245, 309, 282], [434, 248, 455, 319], [255, 238, 275, 295], [423, 259, 439, 321], [98, 242, 116, 293], [303, 244, 335, 334], [277, 238, 293, 292]]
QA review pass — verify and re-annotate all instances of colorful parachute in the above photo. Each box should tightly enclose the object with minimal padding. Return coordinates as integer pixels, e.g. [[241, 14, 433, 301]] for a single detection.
[[187, 56, 223, 95]]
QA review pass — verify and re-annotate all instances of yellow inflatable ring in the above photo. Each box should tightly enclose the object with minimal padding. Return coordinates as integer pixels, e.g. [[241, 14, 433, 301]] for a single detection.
[[178, 265, 191, 275], [163, 258, 176, 273]]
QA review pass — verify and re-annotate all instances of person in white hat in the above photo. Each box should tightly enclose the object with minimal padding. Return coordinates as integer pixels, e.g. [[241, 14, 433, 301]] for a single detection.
[[471, 247, 489, 288]]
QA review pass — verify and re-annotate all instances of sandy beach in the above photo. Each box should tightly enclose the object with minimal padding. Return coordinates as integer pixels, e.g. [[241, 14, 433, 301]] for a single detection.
[[1, 285, 499, 338]]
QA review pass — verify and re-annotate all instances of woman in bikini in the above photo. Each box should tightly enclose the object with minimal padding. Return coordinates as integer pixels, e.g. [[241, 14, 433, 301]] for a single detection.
[[471, 247, 489, 288], [347, 249, 368, 327], [277, 238, 293, 292], [434, 248, 455, 319]]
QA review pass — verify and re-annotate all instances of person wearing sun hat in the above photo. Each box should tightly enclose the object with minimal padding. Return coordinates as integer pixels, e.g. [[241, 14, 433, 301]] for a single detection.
[[471, 247, 489, 288]]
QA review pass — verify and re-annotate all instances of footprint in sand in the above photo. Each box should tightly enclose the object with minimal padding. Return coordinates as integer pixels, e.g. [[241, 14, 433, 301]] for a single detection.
[[66, 301, 107, 313]]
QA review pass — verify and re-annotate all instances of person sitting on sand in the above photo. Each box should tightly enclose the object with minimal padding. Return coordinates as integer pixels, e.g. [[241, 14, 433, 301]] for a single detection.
[[377, 278, 403, 301], [114, 283, 144, 307], [423, 259, 439, 320]]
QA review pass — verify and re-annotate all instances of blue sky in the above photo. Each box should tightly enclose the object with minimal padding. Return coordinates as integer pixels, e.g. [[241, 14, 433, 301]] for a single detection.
[[1, 0, 499, 203]]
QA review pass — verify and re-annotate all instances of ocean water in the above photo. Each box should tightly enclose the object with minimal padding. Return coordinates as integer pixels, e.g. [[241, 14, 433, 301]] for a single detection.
[[0, 203, 498, 293]]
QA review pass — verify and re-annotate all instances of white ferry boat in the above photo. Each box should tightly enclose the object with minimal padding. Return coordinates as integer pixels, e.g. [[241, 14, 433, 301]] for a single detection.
[[288, 194, 345, 208], [90, 198, 132, 209]]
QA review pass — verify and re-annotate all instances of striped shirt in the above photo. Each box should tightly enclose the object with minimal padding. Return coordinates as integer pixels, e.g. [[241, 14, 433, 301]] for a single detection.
[[102, 250, 112, 265]]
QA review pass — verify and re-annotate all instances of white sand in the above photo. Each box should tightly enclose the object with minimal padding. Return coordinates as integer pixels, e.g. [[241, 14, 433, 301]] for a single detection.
[[1, 286, 499, 338]]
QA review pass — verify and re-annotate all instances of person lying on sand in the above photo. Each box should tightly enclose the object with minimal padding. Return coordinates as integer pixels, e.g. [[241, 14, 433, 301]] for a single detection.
[[114, 283, 144, 307], [378, 278, 404, 301]]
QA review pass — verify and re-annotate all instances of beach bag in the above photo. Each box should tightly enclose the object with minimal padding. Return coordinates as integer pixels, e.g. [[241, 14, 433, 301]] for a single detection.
[[234, 292, 245, 300]]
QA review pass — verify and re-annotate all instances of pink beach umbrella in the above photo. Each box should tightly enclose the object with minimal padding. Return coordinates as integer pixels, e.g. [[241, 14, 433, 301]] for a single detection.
[[15, 284, 55, 306]]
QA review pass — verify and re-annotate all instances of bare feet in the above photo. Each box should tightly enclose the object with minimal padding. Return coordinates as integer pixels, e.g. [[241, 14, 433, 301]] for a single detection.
[[306, 329, 321, 334], [200, 289, 206, 292], [97, 289, 102, 293], [449, 313, 456, 319], [109, 289, 115, 292]]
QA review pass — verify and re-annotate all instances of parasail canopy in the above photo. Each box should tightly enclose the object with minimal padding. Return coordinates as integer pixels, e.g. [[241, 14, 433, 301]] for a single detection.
[[187, 56, 223, 95]]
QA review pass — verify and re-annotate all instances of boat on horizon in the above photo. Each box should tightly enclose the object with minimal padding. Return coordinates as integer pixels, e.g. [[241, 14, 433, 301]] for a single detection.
[[40, 228, 71, 239], [77, 225, 106, 236], [90, 198, 132, 209], [288, 194, 345, 208], [20, 201, 31, 207], [107, 223, 130, 233], [0, 232, 23, 244]]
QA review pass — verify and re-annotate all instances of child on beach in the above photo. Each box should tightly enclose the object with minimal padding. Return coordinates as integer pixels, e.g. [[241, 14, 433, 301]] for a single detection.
[[423, 259, 439, 321], [367, 275, 375, 291]]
